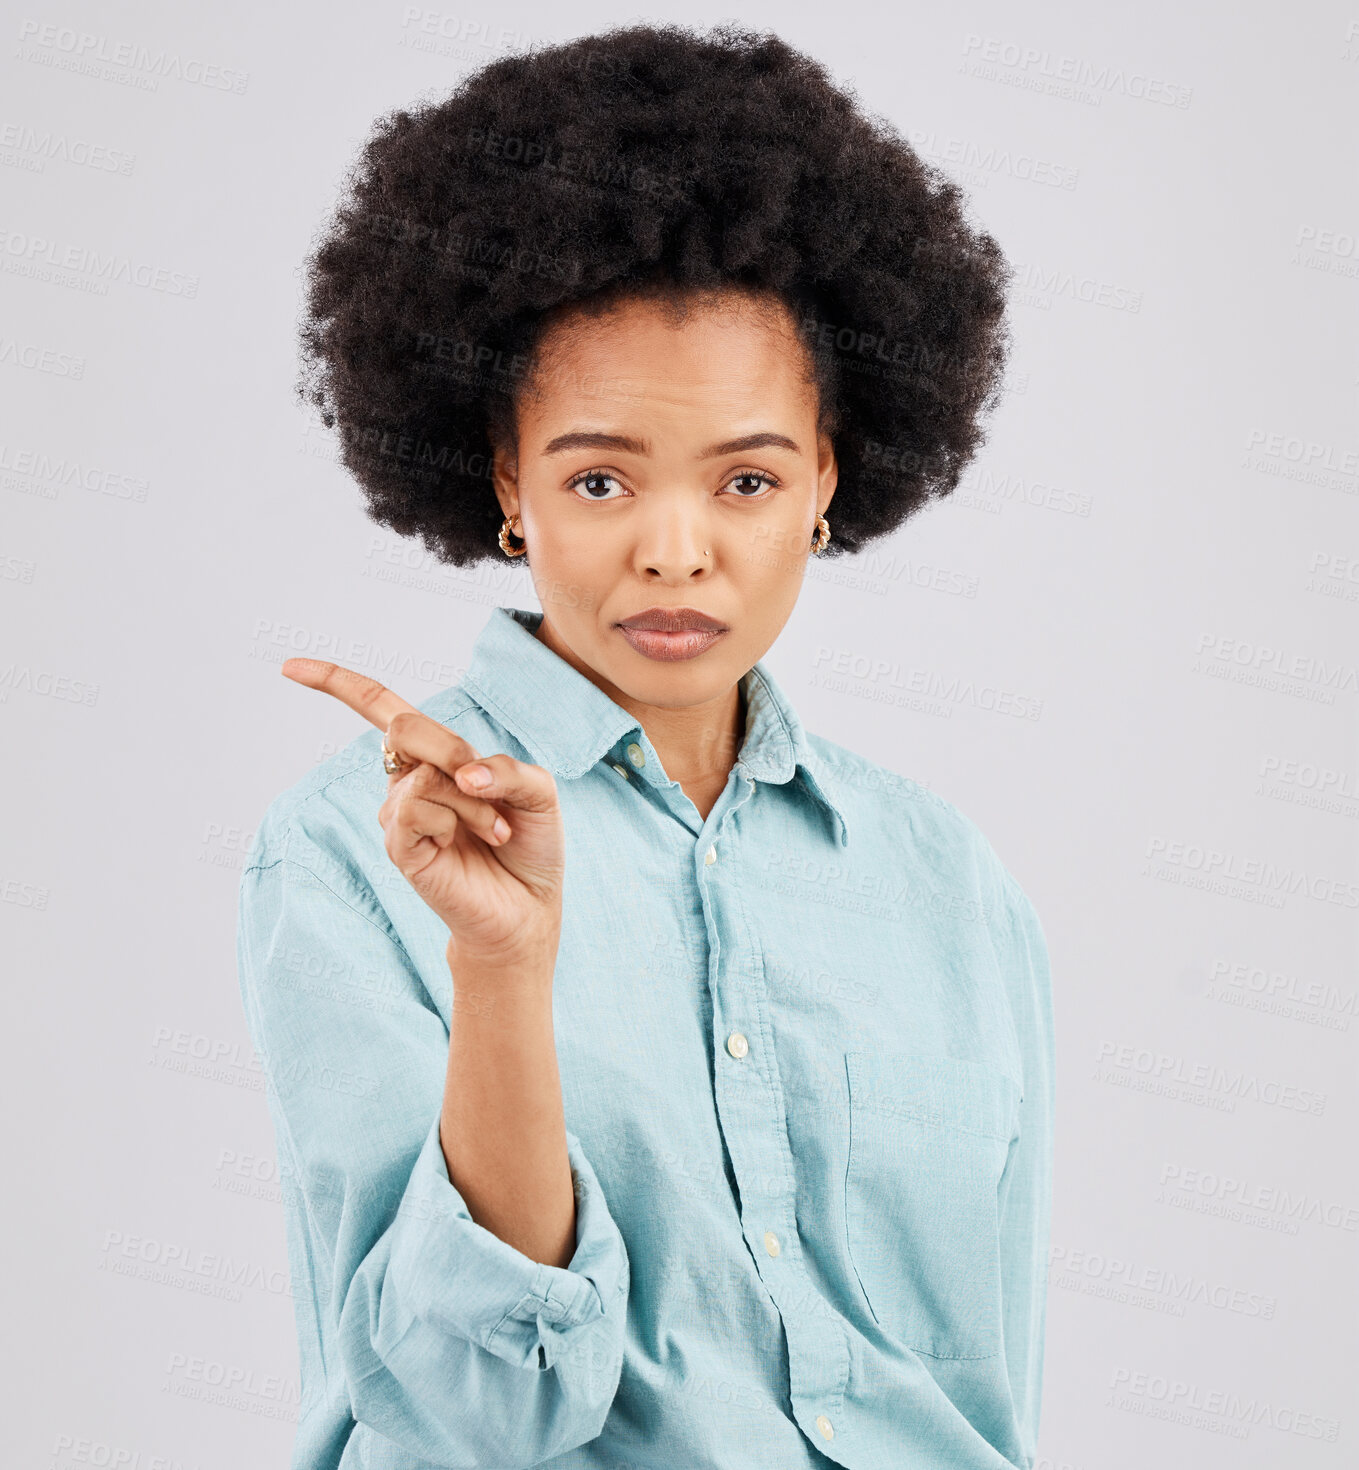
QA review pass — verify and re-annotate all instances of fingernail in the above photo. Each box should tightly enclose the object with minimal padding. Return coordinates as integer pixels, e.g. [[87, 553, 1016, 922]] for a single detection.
[[493, 817, 512, 842], [462, 766, 491, 788]]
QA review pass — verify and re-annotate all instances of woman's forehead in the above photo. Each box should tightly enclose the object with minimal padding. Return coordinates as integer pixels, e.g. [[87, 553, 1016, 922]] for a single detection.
[[520, 294, 816, 422]]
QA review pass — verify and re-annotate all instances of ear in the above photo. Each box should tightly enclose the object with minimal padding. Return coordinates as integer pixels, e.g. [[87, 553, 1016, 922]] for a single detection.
[[489, 429, 520, 521], [816, 428, 839, 517]]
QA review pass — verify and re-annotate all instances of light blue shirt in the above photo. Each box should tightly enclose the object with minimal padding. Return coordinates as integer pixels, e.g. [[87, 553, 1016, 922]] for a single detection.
[[236, 604, 1055, 1470]]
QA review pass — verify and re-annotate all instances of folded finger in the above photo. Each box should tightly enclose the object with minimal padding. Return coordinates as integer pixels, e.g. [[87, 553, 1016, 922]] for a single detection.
[[382, 763, 510, 849], [449, 751, 557, 814], [385, 792, 464, 867]]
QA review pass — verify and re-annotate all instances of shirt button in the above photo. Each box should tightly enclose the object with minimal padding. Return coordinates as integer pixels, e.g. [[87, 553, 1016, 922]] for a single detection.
[[704, 845, 717, 865], [726, 1032, 749, 1059], [815, 1414, 834, 1441], [625, 741, 645, 768], [763, 1230, 781, 1258], [610, 763, 630, 779]]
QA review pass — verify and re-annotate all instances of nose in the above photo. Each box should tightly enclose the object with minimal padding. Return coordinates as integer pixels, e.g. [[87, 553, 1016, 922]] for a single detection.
[[634, 501, 713, 582]]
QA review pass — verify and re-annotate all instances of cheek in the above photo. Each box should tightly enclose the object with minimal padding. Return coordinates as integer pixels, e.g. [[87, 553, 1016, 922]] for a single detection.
[[742, 510, 812, 582], [731, 551, 804, 660], [523, 524, 612, 622]]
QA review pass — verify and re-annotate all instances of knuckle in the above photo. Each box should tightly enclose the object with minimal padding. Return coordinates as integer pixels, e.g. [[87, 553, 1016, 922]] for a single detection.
[[387, 710, 417, 740], [356, 678, 386, 711]]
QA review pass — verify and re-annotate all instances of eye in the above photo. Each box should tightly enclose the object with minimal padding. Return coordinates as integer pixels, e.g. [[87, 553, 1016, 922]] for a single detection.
[[722, 468, 781, 498], [566, 468, 628, 502]]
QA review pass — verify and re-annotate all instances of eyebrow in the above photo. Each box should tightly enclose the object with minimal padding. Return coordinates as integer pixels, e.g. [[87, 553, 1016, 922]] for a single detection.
[[540, 430, 802, 458]]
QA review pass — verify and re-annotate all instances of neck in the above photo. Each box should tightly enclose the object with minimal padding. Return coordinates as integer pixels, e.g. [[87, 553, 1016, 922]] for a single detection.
[[620, 680, 746, 790], [534, 616, 746, 788]]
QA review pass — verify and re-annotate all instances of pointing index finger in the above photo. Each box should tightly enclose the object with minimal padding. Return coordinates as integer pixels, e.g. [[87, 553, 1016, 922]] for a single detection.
[[280, 657, 419, 733]]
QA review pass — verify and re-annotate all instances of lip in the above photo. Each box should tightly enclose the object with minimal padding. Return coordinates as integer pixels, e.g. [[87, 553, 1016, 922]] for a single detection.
[[618, 626, 727, 661], [615, 607, 729, 663], [617, 606, 728, 633]]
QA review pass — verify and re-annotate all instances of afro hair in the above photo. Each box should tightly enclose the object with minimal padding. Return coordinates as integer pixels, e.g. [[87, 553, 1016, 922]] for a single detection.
[[297, 22, 1014, 566]]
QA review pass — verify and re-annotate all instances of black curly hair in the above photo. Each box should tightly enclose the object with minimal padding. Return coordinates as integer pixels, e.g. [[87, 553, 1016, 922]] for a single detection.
[[297, 22, 1014, 566]]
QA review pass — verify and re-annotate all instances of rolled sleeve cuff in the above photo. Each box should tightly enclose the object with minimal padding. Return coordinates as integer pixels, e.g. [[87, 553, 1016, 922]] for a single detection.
[[381, 1115, 629, 1373]]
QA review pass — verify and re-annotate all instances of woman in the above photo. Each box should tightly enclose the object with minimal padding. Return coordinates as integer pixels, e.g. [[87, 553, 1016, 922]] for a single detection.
[[237, 23, 1054, 1470]]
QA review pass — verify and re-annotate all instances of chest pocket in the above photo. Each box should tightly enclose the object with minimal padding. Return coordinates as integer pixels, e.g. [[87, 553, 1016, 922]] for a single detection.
[[843, 1050, 1020, 1360]]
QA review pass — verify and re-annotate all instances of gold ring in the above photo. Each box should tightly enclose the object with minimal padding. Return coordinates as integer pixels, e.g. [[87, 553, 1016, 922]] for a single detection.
[[380, 736, 408, 775]]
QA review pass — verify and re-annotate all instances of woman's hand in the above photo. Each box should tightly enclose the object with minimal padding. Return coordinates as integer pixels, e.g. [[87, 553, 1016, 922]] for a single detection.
[[279, 658, 564, 970]]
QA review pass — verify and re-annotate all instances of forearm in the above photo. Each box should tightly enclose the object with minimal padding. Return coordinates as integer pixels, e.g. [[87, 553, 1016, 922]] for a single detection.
[[243, 851, 628, 1468], [440, 940, 576, 1269]]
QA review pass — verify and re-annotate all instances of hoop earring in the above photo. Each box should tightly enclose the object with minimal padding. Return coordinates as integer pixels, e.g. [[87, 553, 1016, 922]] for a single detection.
[[498, 515, 527, 558], [811, 514, 831, 555]]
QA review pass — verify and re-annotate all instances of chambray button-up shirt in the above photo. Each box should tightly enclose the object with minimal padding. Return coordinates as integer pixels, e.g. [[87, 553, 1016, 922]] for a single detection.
[[236, 605, 1055, 1470]]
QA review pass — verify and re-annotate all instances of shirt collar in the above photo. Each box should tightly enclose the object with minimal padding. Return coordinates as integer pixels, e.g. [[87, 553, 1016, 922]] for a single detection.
[[461, 606, 850, 848]]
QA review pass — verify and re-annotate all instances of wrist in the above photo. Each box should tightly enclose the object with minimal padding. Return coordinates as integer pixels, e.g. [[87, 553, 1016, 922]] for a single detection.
[[446, 934, 559, 987]]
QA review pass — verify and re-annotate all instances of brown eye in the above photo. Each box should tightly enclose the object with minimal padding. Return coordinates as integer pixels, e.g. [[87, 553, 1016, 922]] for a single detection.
[[723, 470, 779, 498], [567, 469, 627, 501]]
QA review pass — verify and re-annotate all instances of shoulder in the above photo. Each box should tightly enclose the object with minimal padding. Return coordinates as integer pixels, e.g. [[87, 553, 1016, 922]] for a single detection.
[[805, 729, 1026, 915], [243, 682, 510, 886], [805, 732, 1049, 1015]]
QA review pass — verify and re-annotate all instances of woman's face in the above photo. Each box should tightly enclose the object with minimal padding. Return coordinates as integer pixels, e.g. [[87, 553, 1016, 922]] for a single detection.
[[491, 289, 838, 716]]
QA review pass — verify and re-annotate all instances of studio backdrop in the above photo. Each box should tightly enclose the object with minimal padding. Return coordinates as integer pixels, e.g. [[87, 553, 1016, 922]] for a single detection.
[[4, 2, 1354, 1468]]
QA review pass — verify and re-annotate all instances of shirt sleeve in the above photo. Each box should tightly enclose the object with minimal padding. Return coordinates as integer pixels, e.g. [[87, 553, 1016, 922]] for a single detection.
[[235, 824, 630, 1470], [991, 867, 1056, 1469]]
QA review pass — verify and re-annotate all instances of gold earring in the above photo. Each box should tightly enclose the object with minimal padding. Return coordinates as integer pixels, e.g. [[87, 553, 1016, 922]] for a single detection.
[[498, 515, 527, 558], [811, 514, 831, 554]]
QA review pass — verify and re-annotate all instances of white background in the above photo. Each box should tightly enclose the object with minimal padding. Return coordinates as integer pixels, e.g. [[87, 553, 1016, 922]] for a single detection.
[[3, 1, 1355, 1466]]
